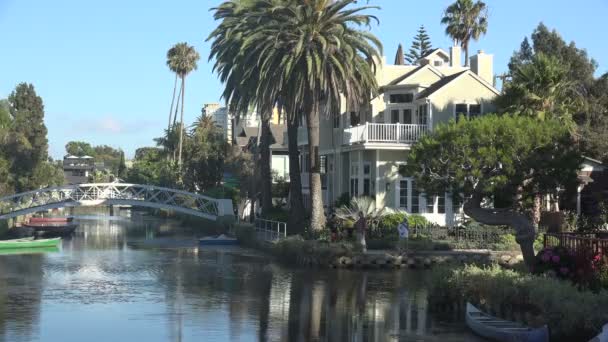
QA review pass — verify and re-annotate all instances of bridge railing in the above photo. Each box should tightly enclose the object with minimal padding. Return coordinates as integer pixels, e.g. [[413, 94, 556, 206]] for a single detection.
[[0, 183, 234, 220], [254, 218, 287, 242]]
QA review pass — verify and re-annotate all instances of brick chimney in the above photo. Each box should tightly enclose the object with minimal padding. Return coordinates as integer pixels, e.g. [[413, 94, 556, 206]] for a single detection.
[[469, 50, 493, 84]]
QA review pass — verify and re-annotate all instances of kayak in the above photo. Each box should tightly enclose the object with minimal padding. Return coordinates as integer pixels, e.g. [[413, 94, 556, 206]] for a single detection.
[[199, 234, 238, 246], [465, 302, 548, 342], [0, 237, 62, 249]]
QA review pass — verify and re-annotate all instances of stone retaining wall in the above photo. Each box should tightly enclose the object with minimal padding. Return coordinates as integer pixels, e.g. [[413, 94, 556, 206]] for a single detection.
[[295, 250, 524, 269]]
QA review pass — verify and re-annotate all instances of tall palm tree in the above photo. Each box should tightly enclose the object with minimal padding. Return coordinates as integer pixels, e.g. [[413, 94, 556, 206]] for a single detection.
[[208, 0, 275, 218], [441, 0, 488, 67], [247, 0, 382, 230], [210, 0, 381, 230], [166, 42, 200, 168]]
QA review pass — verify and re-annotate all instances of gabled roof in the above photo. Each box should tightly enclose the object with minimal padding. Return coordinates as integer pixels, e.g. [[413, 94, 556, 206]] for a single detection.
[[416, 70, 500, 99], [236, 124, 287, 150], [385, 64, 444, 87], [416, 71, 468, 99], [418, 48, 450, 61]]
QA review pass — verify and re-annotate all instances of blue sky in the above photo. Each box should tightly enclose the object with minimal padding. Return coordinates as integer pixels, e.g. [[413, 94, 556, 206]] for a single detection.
[[1, 0, 607, 159]]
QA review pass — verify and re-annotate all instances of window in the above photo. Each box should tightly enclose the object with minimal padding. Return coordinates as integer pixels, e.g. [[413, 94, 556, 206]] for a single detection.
[[417, 104, 428, 125], [320, 156, 327, 174], [469, 104, 481, 118], [391, 109, 400, 124], [403, 109, 412, 124], [426, 195, 436, 213], [363, 163, 371, 196], [350, 111, 360, 127], [455, 103, 481, 120], [389, 93, 413, 103], [399, 180, 408, 208], [434, 60, 443, 67], [438, 193, 446, 214], [350, 164, 359, 197], [397, 178, 420, 213], [333, 113, 340, 128], [411, 180, 419, 213]]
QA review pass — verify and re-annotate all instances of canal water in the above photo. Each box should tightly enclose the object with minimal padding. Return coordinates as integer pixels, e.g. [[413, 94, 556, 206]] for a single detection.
[[0, 208, 483, 342]]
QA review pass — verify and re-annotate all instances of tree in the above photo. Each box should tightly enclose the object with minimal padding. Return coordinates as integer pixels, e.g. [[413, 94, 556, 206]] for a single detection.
[[405, 25, 433, 64], [117, 150, 127, 179], [441, 0, 488, 67], [182, 114, 227, 192], [496, 53, 580, 128], [166, 42, 200, 168], [6, 83, 50, 192], [210, 0, 382, 231], [127, 147, 179, 187], [208, 0, 276, 217], [394, 44, 405, 65], [405, 115, 582, 269], [505, 23, 607, 161], [65, 141, 95, 156]]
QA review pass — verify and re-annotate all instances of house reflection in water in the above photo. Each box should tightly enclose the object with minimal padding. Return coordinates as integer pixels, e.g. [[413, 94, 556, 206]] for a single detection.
[[260, 270, 437, 342]]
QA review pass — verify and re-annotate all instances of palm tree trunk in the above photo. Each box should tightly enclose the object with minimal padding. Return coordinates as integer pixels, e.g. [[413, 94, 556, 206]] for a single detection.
[[177, 76, 185, 168], [306, 100, 326, 231], [168, 74, 178, 133], [172, 83, 183, 163], [260, 117, 273, 216], [287, 116, 306, 233]]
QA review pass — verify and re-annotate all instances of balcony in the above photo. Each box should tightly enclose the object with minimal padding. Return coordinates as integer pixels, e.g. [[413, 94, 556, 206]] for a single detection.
[[343, 123, 427, 146]]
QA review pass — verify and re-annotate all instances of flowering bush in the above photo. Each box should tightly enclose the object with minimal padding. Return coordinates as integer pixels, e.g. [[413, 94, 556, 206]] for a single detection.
[[535, 246, 576, 279], [535, 246, 608, 290]]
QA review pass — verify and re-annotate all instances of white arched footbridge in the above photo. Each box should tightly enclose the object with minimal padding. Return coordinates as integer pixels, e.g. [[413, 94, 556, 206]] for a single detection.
[[0, 183, 234, 221]]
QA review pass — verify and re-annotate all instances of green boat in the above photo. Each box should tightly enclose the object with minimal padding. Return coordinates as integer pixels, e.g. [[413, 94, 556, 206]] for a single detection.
[[0, 237, 61, 250], [0, 246, 60, 255]]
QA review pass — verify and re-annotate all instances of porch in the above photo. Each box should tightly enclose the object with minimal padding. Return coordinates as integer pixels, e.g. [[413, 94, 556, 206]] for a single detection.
[[342, 123, 428, 146]]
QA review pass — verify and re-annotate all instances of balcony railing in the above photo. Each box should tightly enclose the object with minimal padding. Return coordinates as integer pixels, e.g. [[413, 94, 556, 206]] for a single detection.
[[343, 123, 427, 145]]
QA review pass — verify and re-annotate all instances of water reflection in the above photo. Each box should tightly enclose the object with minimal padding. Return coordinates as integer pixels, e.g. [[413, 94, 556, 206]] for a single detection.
[[0, 208, 479, 341]]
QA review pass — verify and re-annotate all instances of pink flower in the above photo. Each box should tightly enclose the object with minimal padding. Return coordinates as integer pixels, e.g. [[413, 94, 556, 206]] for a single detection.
[[560, 267, 569, 275], [552, 255, 560, 263]]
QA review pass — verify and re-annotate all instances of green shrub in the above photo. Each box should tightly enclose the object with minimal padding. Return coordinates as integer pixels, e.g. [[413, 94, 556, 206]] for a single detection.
[[430, 264, 608, 341], [407, 214, 429, 227], [262, 207, 289, 223], [272, 236, 354, 264]]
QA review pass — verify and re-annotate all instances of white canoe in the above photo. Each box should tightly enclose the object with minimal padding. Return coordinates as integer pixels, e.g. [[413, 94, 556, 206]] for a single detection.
[[466, 303, 548, 342]]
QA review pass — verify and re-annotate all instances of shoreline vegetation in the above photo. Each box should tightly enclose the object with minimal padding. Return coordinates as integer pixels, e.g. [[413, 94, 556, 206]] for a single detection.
[[430, 264, 608, 341]]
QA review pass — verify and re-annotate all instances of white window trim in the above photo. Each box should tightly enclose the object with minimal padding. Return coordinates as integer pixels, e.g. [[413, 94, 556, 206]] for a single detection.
[[453, 102, 483, 120], [395, 177, 423, 214]]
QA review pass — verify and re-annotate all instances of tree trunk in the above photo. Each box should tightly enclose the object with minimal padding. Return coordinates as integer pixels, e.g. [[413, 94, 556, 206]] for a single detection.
[[306, 101, 326, 231], [172, 83, 183, 163], [260, 117, 273, 216], [168, 74, 178, 133], [177, 76, 185, 168], [287, 116, 306, 232], [463, 193, 537, 270]]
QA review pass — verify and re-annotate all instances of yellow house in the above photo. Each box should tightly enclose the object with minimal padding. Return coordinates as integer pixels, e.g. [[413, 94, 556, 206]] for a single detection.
[[298, 46, 500, 226]]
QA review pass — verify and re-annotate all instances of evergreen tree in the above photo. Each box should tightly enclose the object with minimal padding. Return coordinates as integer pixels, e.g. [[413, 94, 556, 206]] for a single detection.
[[117, 150, 127, 179], [405, 25, 433, 64], [7, 83, 50, 192]]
